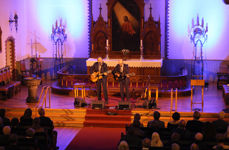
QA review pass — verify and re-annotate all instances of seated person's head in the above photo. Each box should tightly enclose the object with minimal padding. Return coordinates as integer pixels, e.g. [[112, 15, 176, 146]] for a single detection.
[[134, 113, 141, 121], [171, 132, 181, 142], [3, 126, 11, 135], [171, 143, 180, 150], [195, 132, 203, 141], [172, 112, 180, 122], [153, 111, 160, 120], [0, 109, 6, 118], [24, 108, 32, 118], [142, 138, 151, 148], [178, 119, 186, 128], [193, 111, 200, 120], [214, 145, 224, 150], [26, 128, 35, 137], [216, 133, 225, 143], [11, 118, 19, 127], [190, 143, 199, 150], [38, 107, 45, 117], [219, 111, 225, 120], [118, 140, 129, 150]]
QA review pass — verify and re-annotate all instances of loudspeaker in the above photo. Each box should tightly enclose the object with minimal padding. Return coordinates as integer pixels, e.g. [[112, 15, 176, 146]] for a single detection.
[[92, 100, 104, 109], [74, 98, 87, 107], [118, 101, 131, 110]]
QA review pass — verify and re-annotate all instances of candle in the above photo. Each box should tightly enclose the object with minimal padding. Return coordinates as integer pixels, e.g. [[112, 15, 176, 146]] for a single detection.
[[106, 39, 109, 46], [140, 40, 143, 47]]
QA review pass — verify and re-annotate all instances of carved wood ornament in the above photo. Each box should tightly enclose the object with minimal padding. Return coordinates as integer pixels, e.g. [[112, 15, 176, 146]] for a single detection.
[[90, 0, 161, 59]]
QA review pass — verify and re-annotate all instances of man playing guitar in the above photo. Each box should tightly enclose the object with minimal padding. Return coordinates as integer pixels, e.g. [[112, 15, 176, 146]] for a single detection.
[[90, 57, 108, 104], [112, 59, 130, 101]]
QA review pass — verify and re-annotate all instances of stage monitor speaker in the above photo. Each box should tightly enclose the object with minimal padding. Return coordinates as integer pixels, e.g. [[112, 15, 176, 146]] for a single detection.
[[92, 100, 104, 109], [118, 101, 131, 110], [74, 98, 87, 107]]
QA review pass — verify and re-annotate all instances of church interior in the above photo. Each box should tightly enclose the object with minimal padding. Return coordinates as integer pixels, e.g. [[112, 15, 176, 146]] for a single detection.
[[0, 0, 229, 150]]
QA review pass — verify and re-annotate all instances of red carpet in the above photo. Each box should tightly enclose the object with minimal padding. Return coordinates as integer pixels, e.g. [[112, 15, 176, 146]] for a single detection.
[[66, 127, 125, 150], [84, 109, 132, 128]]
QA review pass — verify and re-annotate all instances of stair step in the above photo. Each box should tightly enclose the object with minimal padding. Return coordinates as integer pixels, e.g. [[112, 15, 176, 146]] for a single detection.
[[84, 120, 131, 128], [85, 115, 131, 121]]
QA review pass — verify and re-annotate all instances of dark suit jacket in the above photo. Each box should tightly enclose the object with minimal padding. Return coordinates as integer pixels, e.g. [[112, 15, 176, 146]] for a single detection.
[[212, 119, 228, 133], [39, 116, 54, 130], [147, 120, 165, 130], [186, 120, 203, 133], [112, 64, 129, 80], [90, 62, 108, 76]]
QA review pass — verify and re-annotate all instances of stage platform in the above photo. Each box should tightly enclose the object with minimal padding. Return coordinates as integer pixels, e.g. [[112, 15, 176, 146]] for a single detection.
[[1, 82, 229, 128]]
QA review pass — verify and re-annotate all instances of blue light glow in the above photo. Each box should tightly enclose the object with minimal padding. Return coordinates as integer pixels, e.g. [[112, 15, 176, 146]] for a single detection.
[[35, 0, 87, 39], [169, 0, 225, 49]]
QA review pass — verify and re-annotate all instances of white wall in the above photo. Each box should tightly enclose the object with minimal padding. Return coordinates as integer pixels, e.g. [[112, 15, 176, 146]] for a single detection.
[[0, 0, 28, 68], [168, 0, 229, 60], [0, 0, 89, 69]]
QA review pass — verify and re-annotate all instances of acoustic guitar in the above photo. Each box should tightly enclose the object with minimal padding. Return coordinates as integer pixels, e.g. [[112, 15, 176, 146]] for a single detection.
[[90, 70, 112, 82], [113, 72, 135, 80]]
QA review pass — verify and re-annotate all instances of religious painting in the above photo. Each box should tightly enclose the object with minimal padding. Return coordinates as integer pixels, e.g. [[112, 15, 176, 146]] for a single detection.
[[112, 0, 140, 51]]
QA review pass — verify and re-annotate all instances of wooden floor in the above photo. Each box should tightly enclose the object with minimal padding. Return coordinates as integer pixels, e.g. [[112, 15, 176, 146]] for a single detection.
[[0, 81, 227, 113]]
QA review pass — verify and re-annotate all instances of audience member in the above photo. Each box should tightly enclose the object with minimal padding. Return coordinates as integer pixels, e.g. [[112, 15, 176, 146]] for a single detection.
[[20, 108, 33, 127], [171, 143, 180, 150], [10, 118, 19, 134], [0, 126, 11, 146], [213, 145, 224, 150], [3, 126, 11, 136], [130, 113, 143, 128], [25, 128, 35, 138], [32, 118, 44, 133], [202, 121, 216, 141], [171, 132, 181, 143], [0, 109, 10, 126], [225, 125, 229, 139], [147, 111, 165, 130], [213, 133, 229, 149], [190, 143, 199, 150], [167, 112, 180, 131], [212, 111, 228, 133], [142, 138, 150, 150], [186, 111, 203, 133], [7, 134, 18, 150], [0, 117, 3, 134], [38, 107, 54, 129], [126, 127, 143, 148], [118, 140, 129, 150], [151, 132, 163, 147], [173, 119, 186, 137], [194, 132, 207, 150]]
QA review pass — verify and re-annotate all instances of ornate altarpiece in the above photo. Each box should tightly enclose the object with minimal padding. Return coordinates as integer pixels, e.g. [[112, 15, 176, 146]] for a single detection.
[[90, 0, 161, 59]]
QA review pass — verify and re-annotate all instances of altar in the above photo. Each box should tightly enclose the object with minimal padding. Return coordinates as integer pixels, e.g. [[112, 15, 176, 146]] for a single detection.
[[86, 58, 162, 76]]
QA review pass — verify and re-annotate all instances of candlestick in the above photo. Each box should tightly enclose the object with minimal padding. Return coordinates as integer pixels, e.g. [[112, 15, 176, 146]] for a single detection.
[[106, 39, 109, 46]]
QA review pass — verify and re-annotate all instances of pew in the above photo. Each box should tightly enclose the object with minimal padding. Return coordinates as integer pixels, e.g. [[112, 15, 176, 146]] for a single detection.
[[0, 66, 21, 100]]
